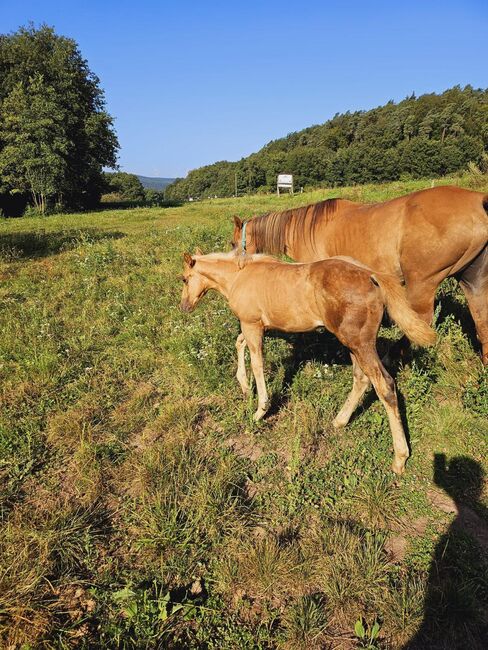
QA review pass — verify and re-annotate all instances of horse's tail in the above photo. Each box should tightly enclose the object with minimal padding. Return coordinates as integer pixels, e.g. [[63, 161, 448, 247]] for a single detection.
[[371, 272, 437, 347]]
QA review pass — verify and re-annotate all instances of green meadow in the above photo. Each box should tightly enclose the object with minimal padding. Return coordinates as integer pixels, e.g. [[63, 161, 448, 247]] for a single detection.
[[1, 175, 487, 648]]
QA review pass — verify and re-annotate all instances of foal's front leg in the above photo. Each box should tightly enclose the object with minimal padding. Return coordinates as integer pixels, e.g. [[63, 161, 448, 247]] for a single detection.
[[240, 322, 269, 421], [235, 332, 250, 397]]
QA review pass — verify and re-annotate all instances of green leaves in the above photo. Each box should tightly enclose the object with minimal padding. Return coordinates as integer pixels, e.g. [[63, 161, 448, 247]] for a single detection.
[[354, 616, 381, 649], [0, 25, 119, 213]]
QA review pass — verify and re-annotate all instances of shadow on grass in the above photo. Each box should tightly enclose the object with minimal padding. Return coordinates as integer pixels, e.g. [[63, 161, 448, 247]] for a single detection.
[[0, 228, 125, 260], [404, 454, 488, 649], [436, 288, 480, 354], [264, 328, 394, 419]]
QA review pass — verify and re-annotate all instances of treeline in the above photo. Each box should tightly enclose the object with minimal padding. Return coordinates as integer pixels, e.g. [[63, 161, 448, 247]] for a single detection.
[[101, 172, 168, 206], [166, 86, 488, 200], [0, 25, 118, 216]]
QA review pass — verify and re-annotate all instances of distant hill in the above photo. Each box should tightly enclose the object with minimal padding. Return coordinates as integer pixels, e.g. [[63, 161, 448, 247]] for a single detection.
[[165, 85, 488, 201], [137, 175, 176, 190]]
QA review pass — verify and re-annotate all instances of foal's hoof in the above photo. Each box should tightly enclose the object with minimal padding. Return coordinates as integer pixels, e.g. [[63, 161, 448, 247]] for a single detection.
[[332, 416, 347, 429], [253, 406, 268, 422], [392, 459, 406, 475]]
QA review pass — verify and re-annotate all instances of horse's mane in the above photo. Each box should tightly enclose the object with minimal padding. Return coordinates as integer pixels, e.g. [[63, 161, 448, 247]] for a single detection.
[[250, 198, 340, 254]]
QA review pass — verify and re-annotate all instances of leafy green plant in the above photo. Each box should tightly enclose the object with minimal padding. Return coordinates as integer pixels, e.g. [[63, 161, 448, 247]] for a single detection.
[[354, 616, 381, 649]]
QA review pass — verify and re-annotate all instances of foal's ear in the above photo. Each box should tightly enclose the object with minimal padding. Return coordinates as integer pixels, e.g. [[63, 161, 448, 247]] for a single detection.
[[233, 216, 243, 229], [194, 246, 203, 256], [183, 252, 195, 267]]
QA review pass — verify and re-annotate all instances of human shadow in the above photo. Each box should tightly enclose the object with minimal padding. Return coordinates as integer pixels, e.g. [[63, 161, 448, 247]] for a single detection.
[[0, 228, 125, 261], [403, 454, 488, 649]]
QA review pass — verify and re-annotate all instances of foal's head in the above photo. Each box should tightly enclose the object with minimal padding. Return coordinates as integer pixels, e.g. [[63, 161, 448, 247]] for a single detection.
[[179, 249, 207, 313]]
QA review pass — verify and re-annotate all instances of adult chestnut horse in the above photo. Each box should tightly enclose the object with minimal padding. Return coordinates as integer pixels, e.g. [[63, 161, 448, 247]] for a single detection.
[[179, 250, 436, 473], [232, 186, 488, 363]]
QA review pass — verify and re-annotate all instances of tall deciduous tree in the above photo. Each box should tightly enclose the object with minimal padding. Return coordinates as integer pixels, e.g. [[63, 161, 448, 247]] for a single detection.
[[0, 24, 118, 213]]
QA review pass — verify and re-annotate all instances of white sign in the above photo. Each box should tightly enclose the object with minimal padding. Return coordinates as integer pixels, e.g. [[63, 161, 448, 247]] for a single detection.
[[277, 174, 293, 186], [277, 173, 293, 195]]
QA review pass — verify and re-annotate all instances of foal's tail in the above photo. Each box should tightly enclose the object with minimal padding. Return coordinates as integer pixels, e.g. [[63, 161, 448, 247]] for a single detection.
[[371, 273, 437, 347]]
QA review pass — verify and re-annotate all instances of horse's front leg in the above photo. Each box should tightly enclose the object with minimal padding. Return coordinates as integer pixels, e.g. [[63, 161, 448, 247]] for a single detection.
[[235, 332, 250, 397], [240, 322, 268, 421]]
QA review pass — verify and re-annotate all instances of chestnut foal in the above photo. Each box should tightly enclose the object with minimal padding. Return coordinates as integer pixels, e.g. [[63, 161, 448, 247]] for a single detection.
[[179, 251, 436, 474]]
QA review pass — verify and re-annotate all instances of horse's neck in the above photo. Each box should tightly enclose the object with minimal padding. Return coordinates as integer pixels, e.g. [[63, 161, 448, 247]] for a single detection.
[[197, 260, 239, 299], [283, 199, 359, 259]]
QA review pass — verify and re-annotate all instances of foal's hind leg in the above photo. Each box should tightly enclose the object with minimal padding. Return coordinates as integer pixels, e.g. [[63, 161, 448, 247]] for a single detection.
[[333, 353, 371, 428], [354, 347, 409, 475], [459, 246, 488, 365], [235, 333, 250, 396]]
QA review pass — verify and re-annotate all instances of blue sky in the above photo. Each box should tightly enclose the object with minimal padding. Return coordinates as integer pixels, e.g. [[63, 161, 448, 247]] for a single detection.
[[2, 0, 487, 177]]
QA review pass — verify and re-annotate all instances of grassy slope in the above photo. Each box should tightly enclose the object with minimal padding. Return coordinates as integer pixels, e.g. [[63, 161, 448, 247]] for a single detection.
[[0, 175, 487, 648]]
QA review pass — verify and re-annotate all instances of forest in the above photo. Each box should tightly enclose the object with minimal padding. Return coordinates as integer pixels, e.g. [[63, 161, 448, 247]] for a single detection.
[[166, 86, 488, 200]]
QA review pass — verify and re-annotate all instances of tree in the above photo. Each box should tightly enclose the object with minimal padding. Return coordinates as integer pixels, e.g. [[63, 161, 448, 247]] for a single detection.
[[0, 74, 67, 213], [0, 24, 118, 213], [103, 172, 145, 201]]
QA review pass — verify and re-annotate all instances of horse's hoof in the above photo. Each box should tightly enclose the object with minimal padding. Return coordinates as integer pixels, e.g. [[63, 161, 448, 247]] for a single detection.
[[332, 416, 347, 429]]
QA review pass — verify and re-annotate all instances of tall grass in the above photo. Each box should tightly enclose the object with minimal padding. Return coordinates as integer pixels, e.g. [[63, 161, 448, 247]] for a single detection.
[[0, 172, 487, 647]]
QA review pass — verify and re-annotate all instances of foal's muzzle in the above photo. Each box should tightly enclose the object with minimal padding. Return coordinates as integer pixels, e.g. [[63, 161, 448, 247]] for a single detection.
[[180, 299, 194, 313]]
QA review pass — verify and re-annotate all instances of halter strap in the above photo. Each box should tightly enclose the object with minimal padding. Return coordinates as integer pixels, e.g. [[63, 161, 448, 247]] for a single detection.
[[241, 220, 248, 254]]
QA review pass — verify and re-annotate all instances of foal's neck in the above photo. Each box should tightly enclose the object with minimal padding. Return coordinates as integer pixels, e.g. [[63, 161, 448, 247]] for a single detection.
[[196, 258, 240, 299]]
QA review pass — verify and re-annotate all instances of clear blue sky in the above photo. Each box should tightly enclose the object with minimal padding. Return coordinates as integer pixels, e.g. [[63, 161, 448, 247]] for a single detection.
[[2, 0, 487, 178]]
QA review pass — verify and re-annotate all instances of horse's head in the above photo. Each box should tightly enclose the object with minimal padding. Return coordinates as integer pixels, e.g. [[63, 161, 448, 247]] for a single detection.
[[179, 248, 207, 313], [231, 216, 257, 254]]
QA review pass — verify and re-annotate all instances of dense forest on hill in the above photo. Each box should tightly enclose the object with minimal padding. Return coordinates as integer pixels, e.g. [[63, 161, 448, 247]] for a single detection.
[[166, 86, 488, 200]]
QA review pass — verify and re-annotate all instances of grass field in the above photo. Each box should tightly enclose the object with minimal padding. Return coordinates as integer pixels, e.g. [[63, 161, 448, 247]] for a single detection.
[[1, 175, 487, 648]]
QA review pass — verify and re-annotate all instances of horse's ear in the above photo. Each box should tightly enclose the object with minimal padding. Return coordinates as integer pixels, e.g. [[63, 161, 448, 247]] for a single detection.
[[233, 216, 242, 229], [183, 252, 195, 267], [194, 246, 203, 256]]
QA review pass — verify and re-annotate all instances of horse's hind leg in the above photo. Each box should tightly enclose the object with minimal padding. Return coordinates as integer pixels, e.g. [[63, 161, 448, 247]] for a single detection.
[[459, 245, 488, 365], [235, 333, 250, 396], [354, 347, 409, 475], [333, 353, 371, 428]]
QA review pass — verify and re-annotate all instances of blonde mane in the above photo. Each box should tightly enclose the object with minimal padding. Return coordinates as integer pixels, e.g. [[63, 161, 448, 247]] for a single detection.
[[194, 250, 280, 270]]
